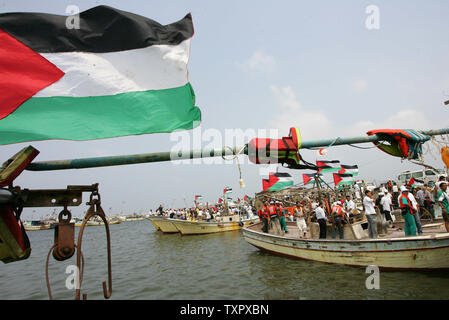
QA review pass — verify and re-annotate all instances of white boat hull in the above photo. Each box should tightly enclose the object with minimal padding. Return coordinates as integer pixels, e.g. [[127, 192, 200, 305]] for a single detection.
[[243, 222, 449, 270], [170, 217, 260, 235]]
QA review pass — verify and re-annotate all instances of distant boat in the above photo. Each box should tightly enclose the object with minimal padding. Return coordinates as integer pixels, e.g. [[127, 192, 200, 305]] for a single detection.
[[23, 220, 51, 231], [169, 215, 260, 235]]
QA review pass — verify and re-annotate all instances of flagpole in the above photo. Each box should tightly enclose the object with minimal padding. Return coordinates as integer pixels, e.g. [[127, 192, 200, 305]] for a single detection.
[[24, 127, 449, 171]]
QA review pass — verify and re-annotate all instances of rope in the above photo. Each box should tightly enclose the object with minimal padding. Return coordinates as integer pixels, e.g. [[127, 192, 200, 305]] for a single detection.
[[222, 146, 246, 183]]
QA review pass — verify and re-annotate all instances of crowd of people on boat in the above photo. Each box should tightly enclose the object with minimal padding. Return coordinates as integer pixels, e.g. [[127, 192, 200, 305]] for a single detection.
[[150, 204, 254, 222], [256, 175, 449, 240]]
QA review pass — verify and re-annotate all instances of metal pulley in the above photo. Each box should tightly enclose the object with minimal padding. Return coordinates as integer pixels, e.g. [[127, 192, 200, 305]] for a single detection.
[[52, 207, 75, 261]]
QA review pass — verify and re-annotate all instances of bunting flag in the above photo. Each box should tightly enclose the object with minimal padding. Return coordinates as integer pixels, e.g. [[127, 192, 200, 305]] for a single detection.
[[316, 160, 341, 173], [338, 164, 359, 176], [302, 173, 322, 185], [407, 177, 425, 187], [262, 172, 294, 192], [333, 173, 355, 186], [0, 6, 201, 145]]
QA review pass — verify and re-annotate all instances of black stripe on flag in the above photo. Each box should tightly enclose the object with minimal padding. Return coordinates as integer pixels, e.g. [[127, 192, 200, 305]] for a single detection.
[[273, 172, 292, 178], [335, 173, 354, 178], [0, 5, 194, 53], [341, 165, 358, 169]]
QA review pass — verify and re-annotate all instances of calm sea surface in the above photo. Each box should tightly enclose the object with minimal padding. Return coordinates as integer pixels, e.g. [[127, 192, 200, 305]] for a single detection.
[[1, 220, 449, 300]]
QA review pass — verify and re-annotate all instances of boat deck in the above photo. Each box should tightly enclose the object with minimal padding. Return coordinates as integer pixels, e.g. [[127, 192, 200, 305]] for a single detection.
[[248, 220, 448, 241]]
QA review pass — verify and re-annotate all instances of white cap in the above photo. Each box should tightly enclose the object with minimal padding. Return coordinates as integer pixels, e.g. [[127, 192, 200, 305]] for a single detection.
[[438, 181, 448, 188], [378, 192, 384, 196], [400, 186, 409, 192]]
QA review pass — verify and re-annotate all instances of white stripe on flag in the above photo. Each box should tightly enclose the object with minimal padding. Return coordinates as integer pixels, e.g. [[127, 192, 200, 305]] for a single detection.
[[36, 39, 191, 97]]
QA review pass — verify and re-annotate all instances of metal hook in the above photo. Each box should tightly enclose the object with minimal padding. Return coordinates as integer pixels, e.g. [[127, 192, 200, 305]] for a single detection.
[[46, 244, 84, 300], [75, 196, 112, 300]]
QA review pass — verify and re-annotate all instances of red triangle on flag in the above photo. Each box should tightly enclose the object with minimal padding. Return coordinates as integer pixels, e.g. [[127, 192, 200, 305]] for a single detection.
[[302, 174, 312, 185], [333, 173, 342, 186], [262, 173, 280, 191], [408, 177, 415, 186], [0, 29, 64, 120]]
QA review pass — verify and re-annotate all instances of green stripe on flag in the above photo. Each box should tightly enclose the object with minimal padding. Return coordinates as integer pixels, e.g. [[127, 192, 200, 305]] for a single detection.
[[267, 181, 294, 191], [0, 83, 200, 144]]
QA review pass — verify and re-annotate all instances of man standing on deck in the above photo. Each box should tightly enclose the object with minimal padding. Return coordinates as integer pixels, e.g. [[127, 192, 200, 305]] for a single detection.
[[399, 186, 417, 236], [315, 202, 327, 239], [294, 202, 307, 238], [276, 202, 288, 234], [437, 182, 449, 232], [267, 201, 281, 234], [363, 190, 378, 239], [380, 192, 393, 222], [392, 183, 400, 209], [407, 189, 423, 235], [330, 202, 346, 239], [258, 201, 270, 233]]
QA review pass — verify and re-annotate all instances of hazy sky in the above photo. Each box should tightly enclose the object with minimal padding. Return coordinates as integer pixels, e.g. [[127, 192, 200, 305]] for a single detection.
[[1, 0, 449, 219]]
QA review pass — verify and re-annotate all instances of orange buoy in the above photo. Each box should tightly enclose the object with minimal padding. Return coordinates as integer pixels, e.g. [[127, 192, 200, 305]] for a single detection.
[[441, 146, 449, 168]]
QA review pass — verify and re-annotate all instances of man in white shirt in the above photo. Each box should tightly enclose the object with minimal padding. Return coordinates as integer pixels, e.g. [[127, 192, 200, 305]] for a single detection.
[[416, 187, 425, 207], [392, 183, 400, 209], [363, 190, 378, 239], [380, 192, 393, 221], [314, 202, 327, 239], [344, 195, 355, 216]]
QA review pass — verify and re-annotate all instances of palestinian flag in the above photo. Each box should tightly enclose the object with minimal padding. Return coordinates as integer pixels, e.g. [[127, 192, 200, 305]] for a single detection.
[[333, 173, 355, 186], [243, 195, 249, 200], [302, 173, 322, 185], [218, 198, 222, 204], [0, 6, 201, 145], [262, 172, 294, 192], [316, 160, 341, 173], [338, 165, 359, 176], [223, 187, 232, 195], [195, 195, 203, 201]]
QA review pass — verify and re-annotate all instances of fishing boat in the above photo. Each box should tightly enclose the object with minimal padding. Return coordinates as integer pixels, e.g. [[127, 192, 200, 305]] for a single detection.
[[243, 219, 449, 270], [23, 220, 51, 231], [124, 214, 146, 222], [169, 215, 260, 235], [148, 215, 178, 233]]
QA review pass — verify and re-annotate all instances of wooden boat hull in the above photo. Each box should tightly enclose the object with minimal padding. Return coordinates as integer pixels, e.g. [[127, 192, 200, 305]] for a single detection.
[[243, 222, 449, 270], [24, 225, 51, 231], [148, 216, 178, 233], [170, 217, 260, 235]]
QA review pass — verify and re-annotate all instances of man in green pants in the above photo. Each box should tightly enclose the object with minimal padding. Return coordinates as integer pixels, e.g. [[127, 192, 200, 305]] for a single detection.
[[276, 202, 288, 234], [398, 186, 417, 236], [437, 182, 449, 232]]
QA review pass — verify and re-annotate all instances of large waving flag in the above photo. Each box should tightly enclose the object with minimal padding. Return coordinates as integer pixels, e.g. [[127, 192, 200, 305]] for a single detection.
[[262, 172, 294, 192], [0, 6, 201, 145], [316, 160, 341, 173], [333, 173, 355, 186], [338, 165, 359, 176]]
